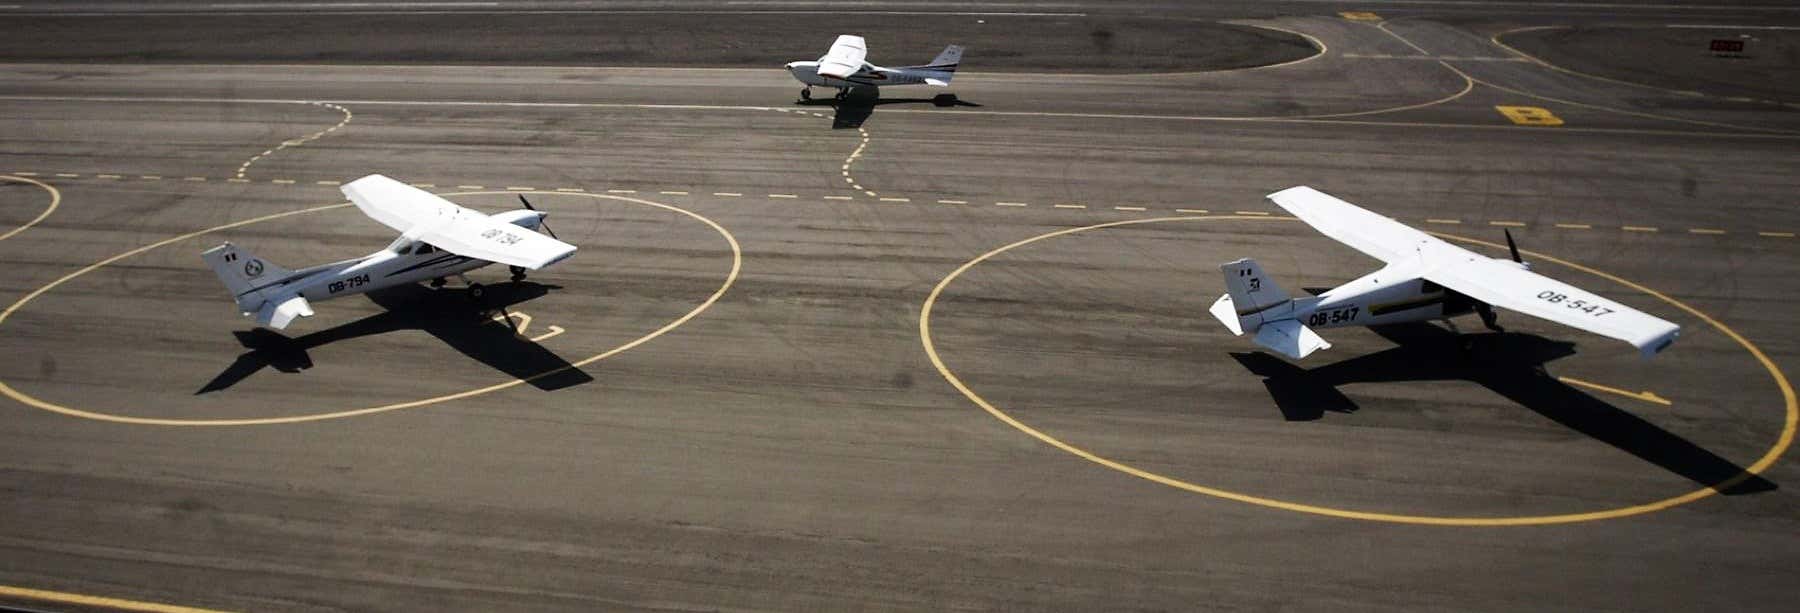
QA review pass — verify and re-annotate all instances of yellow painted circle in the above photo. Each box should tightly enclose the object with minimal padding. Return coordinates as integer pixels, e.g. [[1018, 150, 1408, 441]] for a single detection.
[[919, 215, 1796, 526], [0, 175, 61, 241], [0, 191, 741, 426]]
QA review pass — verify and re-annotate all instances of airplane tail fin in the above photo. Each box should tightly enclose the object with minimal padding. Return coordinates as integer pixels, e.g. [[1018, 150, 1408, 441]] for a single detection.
[[201, 242, 294, 313], [1209, 258, 1327, 359], [907, 44, 961, 84]]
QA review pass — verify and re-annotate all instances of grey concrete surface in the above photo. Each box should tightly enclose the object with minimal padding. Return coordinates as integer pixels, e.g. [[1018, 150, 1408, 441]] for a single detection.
[[0, 5, 1796, 613]]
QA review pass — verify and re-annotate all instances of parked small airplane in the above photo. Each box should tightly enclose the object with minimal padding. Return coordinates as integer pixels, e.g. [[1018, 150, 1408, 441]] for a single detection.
[[202, 174, 576, 330], [1211, 186, 1680, 360], [785, 34, 962, 101]]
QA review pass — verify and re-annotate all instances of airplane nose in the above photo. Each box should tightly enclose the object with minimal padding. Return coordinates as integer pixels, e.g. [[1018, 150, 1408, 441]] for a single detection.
[[784, 62, 799, 70]]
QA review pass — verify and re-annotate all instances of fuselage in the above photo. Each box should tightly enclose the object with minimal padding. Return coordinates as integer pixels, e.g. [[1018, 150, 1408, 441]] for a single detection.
[[1289, 264, 1487, 330], [241, 209, 545, 308], [784, 61, 942, 88]]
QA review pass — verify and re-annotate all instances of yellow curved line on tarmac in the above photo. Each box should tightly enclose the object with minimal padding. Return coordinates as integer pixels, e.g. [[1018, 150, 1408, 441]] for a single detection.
[[1475, 24, 1799, 135], [918, 215, 1795, 526], [0, 175, 61, 241], [0, 192, 741, 426], [0, 585, 232, 613]]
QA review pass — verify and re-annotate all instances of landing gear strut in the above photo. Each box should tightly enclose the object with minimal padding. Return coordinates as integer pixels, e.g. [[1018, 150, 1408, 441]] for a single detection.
[[429, 276, 446, 289], [1475, 302, 1504, 333], [509, 265, 527, 282]]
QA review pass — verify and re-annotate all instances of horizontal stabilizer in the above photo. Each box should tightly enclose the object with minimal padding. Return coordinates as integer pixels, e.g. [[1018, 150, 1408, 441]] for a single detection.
[[1254, 319, 1330, 360], [258, 295, 314, 330], [1210, 294, 1244, 336]]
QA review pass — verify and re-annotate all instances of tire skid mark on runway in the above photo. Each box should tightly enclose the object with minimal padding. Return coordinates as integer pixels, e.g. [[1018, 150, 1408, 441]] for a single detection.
[[233, 101, 352, 179], [11, 171, 1793, 240], [1379, 18, 1800, 136]]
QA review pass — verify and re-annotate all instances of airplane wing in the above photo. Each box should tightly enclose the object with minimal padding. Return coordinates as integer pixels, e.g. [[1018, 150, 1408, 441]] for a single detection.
[[341, 174, 576, 270], [817, 34, 868, 79], [1267, 186, 1431, 264], [1419, 243, 1680, 357], [1268, 185, 1679, 356]]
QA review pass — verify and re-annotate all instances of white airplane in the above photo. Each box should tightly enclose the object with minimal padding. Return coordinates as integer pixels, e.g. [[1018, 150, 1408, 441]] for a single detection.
[[1210, 186, 1680, 360], [785, 35, 962, 101], [201, 174, 576, 330]]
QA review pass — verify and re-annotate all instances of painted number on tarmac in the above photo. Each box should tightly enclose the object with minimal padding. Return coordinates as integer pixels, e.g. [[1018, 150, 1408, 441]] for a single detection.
[[1340, 11, 1382, 21], [1495, 106, 1565, 126]]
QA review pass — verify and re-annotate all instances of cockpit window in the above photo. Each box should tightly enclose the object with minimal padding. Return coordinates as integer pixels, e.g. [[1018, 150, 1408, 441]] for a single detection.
[[396, 245, 413, 255], [418, 244, 435, 254]]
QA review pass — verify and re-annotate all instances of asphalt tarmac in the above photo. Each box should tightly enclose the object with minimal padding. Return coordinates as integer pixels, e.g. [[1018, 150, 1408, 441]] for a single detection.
[[0, 2, 1796, 612]]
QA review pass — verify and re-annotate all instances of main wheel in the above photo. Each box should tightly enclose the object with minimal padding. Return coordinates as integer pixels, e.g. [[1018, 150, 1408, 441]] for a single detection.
[[429, 277, 446, 289], [468, 283, 485, 300], [800, 88, 812, 101], [509, 266, 526, 282]]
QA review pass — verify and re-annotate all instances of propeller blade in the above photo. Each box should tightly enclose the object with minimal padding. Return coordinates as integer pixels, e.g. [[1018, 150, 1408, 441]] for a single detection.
[[517, 195, 558, 239], [1504, 229, 1522, 263]]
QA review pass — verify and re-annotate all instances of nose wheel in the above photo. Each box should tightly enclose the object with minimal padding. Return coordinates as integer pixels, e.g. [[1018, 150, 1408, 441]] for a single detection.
[[800, 87, 812, 101]]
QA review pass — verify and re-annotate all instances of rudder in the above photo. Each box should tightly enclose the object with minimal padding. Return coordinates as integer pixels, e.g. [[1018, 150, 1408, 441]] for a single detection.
[[201, 242, 292, 312], [926, 45, 962, 71], [1217, 258, 1293, 333]]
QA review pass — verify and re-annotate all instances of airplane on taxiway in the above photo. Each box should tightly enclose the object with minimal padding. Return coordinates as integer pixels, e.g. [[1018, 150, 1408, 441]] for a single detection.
[[202, 174, 576, 330], [785, 34, 962, 101], [1211, 186, 1680, 360]]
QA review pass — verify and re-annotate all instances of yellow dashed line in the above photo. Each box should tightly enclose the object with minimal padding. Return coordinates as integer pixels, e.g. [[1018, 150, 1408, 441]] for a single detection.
[[184, 177, 207, 182], [939, 199, 968, 205], [880, 197, 911, 203], [271, 179, 295, 185], [315, 180, 341, 186], [607, 189, 636, 194], [12, 172, 38, 177], [1426, 218, 1462, 225], [555, 188, 586, 193], [1114, 206, 1148, 212], [769, 194, 799, 199], [411, 183, 436, 188], [1758, 231, 1795, 238], [1234, 210, 1270, 216], [139, 175, 162, 180], [823, 195, 854, 201], [1053, 204, 1086, 209], [506, 186, 535, 191], [1555, 223, 1592, 229], [1176, 208, 1209, 214], [54, 173, 78, 178], [1688, 228, 1726, 235], [997, 202, 1028, 207], [1489, 220, 1527, 227], [96, 174, 121, 180], [1623, 226, 1659, 232], [659, 190, 689, 195], [226, 178, 250, 183], [712, 192, 742, 197]]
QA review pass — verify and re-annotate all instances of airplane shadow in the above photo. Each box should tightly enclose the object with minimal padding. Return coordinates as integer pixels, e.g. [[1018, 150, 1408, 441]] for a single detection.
[[198, 281, 593, 395], [1229, 322, 1775, 495], [797, 86, 982, 129]]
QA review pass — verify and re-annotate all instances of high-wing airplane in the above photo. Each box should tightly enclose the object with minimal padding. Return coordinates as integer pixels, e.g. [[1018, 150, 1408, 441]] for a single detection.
[[785, 35, 962, 101], [1210, 186, 1680, 360], [201, 174, 576, 330]]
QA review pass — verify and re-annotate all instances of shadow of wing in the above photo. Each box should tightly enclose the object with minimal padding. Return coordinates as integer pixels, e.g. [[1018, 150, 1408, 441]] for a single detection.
[[418, 317, 594, 391], [1484, 370, 1776, 495]]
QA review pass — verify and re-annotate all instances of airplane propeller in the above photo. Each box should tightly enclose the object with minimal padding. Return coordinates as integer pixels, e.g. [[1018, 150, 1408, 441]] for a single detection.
[[1504, 228, 1523, 264], [516, 195, 559, 240]]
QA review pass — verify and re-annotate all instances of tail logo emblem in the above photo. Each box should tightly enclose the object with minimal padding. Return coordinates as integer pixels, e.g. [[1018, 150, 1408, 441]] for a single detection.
[[243, 259, 265, 278]]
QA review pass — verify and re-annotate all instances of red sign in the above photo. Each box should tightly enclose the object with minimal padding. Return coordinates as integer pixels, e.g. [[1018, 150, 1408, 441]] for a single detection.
[[1711, 39, 1745, 53]]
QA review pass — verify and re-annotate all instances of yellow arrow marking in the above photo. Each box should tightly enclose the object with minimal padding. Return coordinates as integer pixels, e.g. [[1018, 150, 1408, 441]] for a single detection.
[[530, 325, 566, 342], [1558, 376, 1672, 406]]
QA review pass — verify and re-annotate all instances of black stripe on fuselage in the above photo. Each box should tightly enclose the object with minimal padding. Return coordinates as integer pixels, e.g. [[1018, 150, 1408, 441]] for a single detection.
[[385, 254, 473, 278]]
